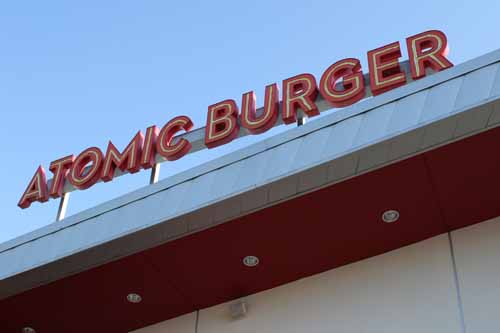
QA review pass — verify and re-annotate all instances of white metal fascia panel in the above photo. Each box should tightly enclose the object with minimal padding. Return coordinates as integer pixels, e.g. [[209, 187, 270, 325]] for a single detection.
[[210, 162, 245, 199], [290, 128, 332, 171], [232, 149, 273, 191], [387, 90, 428, 133], [321, 116, 363, 158], [2, 49, 500, 296], [354, 103, 396, 147], [454, 63, 499, 109]]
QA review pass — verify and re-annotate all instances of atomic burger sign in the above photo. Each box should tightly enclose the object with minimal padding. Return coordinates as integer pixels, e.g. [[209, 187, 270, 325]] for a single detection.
[[18, 30, 453, 209]]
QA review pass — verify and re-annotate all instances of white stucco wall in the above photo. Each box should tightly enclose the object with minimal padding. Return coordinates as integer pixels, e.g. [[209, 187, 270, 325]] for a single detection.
[[451, 216, 500, 333], [130, 312, 197, 333], [132, 233, 467, 333]]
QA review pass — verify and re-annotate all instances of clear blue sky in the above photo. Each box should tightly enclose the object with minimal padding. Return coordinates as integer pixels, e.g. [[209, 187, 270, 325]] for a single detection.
[[1, 0, 499, 243]]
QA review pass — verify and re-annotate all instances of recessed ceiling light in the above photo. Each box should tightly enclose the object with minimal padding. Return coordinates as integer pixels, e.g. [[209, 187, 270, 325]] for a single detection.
[[126, 293, 142, 303], [243, 255, 259, 267], [22, 328, 36, 333], [382, 210, 400, 223]]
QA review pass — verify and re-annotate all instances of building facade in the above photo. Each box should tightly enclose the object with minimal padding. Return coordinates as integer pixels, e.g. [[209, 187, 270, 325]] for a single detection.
[[1, 46, 500, 332]]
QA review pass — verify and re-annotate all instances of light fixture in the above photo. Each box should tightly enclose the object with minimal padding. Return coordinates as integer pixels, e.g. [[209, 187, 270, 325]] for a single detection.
[[229, 300, 248, 319], [22, 328, 36, 333], [126, 293, 142, 303], [382, 210, 400, 223], [243, 255, 259, 267]]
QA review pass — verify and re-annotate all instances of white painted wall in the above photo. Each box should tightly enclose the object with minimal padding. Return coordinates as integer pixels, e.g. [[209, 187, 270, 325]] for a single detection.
[[198, 234, 461, 333], [130, 312, 197, 333], [132, 234, 465, 333], [451, 216, 500, 333]]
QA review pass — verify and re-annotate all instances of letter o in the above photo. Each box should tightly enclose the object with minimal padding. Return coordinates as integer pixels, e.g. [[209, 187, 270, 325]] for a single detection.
[[68, 147, 104, 190]]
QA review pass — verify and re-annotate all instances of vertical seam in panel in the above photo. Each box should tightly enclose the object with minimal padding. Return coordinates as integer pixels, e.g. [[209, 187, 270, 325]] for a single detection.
[[485, 103, 496, 126], [195, 309, 200, 333], [390, 89, 430, 132], [486, 63, 500, 97], [272, 139, 303, 180], [338, 116, 364, 175], [337, 115, 364, 154], [212, 162, 242, 198], [144, 255, 198, 309], [423, 154, 466, 332], [422, 154, 452, 230], [452, 74, 469, 110], [421, 77, 463, 123], [447, 232, 467, 333], [291, 129, 329, 171]]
